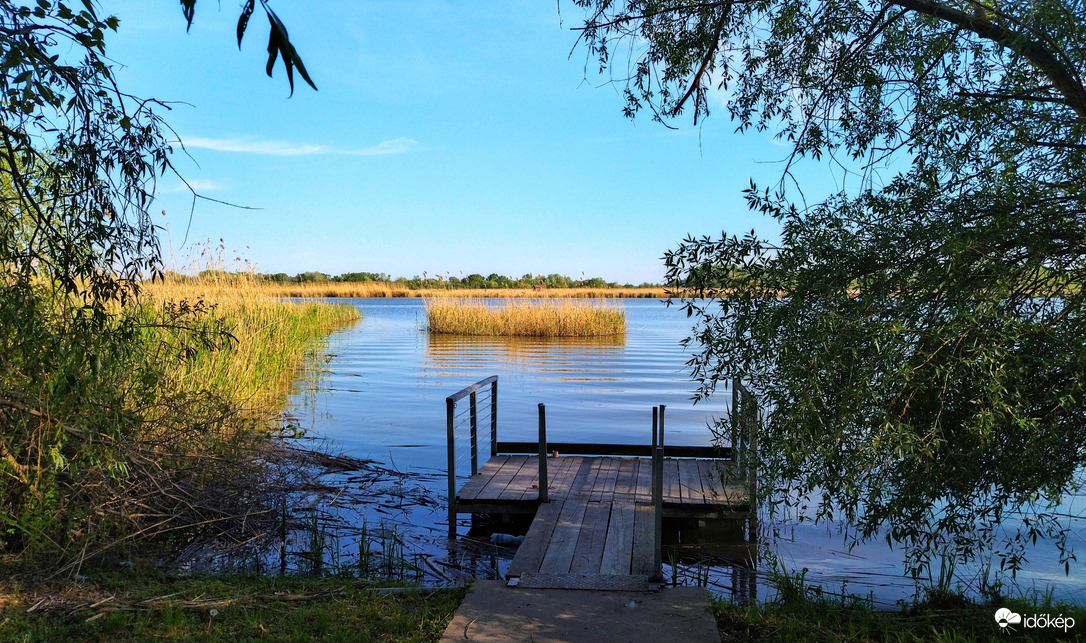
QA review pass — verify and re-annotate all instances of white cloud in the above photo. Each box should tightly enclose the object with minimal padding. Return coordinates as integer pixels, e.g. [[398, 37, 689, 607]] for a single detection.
[[159, 179, 223, 194], [176, 136, 418, 157]]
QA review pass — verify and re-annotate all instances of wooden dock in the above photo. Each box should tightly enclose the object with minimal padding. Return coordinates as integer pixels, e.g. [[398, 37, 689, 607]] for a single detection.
[[457, 454, 747, 589], [446, 376, 758, 591]]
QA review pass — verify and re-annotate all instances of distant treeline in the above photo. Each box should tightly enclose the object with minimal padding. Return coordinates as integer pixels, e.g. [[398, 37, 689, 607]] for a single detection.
[[184, 270, 662, 290]]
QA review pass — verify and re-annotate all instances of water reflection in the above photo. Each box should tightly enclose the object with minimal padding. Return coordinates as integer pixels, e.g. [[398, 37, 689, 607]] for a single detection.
[[425, 333, 625, 380], [276, 298, 1084, 605]]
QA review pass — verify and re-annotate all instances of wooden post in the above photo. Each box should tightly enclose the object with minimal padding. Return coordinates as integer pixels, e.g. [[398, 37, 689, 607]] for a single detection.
[[651, 405, 664, 582], [733, 378, 743, 475], [537, 403, 549, 503], [490, 379, 498, 458], [659, 403, 666, 447], [469, 391, 479, 476], [745, 388, 758, 544], [446, 397, 457, 540]]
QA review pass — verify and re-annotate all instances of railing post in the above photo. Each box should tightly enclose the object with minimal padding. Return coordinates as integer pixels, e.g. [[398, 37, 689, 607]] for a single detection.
[[469, 391, 479, 476], [733, 378, 743, 466], [745, 387, 758, 544], [490, 379, 498, 458], [537, 403, 549, 503], [651, 405, 664, 582], [446, 396, 457, 540]]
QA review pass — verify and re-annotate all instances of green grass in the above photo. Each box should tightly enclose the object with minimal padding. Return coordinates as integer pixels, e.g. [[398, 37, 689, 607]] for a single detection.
[[0, 575, 465, 642], [5, 571, 1085, 642], [425, 297, 626, 337], [713, 594, 1086, 642]]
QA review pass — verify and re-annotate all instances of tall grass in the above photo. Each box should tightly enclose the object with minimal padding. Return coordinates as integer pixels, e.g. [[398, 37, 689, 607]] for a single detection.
[[425, 297, 626, 337], [0, 269, 360, 573], [142, 273, 360, 415]]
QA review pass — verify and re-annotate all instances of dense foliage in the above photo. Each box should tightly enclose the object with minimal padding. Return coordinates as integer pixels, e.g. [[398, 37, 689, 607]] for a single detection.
[[0, 1, 323, 571], [573, 0, 1086, 579]]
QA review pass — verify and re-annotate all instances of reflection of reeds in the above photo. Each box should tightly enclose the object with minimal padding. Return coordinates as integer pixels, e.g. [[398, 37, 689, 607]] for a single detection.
[[425, 298, 626, 337], [424, 332, 625, 381]]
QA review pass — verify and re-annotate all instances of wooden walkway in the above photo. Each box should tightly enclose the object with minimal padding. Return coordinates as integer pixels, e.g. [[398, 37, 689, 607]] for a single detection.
[[456, 454, 748, 589]]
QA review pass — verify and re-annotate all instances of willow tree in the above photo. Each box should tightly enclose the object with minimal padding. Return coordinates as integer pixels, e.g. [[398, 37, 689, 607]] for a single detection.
[[0, 0, 313, 567], [572, 0, 1086, 579]]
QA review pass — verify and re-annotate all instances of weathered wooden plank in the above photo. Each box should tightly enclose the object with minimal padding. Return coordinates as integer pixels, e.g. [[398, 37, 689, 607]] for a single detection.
[[631, 503, 656, 576], [516, 455, 576, 501], [499, 456, 544, 502], [612, 457, 639, 501], [634, 456, 653, 503], [698, 458, 724, 502], [569, 501, 611, 574], [599, 502, 636, 575], [699, 459, 748, 506], [663, 459, 682, 503], [540, 456, 582, 498], [538, 497, 590, 574], [513, 572, 655, 591], [507, 499, 565, 577], [567, 457, 601, 498], [701, 458, 734, 504], [456, 455, 509, 501], [590, 457, 621, 502], [678, 459, 706, 505], [476, 455, 529, 501]]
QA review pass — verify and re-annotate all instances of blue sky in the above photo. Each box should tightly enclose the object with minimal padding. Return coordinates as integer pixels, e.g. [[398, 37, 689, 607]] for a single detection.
[[103, 2, 841, 284]]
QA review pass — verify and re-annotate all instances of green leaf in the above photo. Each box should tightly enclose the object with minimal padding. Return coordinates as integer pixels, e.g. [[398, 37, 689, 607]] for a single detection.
[[236, 0, 255, 48], [261, 5, 316, 95], [264, 17, 280, 79], [180, 0, 195, 31]]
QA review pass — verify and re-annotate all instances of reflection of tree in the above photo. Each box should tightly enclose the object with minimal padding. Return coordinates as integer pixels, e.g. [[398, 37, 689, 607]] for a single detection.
[[424, 333, 626, 378]]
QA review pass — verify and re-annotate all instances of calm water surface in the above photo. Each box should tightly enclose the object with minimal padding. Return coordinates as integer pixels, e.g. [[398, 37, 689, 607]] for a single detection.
[[288, 298, 1085, 605]]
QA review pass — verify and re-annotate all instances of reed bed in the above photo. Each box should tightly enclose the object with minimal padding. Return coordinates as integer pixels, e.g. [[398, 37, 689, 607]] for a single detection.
[[141, 273, 361, 414], [252, 281, 667, 299], [0, 271, 362, 574], [425, 297, 626, 337]]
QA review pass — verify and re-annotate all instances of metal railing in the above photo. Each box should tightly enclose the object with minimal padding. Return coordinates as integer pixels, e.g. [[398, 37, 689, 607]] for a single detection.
[[651, 404, 666, 582], [446, 375, 498, 539]]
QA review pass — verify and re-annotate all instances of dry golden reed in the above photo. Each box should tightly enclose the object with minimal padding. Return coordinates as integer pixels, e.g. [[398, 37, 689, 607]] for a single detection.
[[142, 273, 360, 414], [425, 297, 626, 337], [251, 281, 666, 299]]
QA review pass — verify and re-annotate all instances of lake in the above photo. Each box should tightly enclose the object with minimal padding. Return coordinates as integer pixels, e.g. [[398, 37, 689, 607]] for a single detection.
[[286, 297, 1085, 605]]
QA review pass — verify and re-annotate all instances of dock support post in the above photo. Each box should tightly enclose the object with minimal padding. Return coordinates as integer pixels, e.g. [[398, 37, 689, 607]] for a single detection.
[[745, 389, 758, 544], [735, 378, 758, 544], [490, 379, 498, 458], [469, 391, 479, 476], [537, 403, 549, 503], [446, 397, 456, 540], [651, 405, 665, 582]]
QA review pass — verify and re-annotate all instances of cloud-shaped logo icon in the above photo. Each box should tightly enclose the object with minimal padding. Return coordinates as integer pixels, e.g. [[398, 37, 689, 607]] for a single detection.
[[995, 608, 1022, 629]]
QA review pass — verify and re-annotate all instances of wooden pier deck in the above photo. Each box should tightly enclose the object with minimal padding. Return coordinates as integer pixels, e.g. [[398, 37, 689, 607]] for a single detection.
[[441, 376, 759, 639], [445, 375, 758, 591], [456, 454, 748, 589]]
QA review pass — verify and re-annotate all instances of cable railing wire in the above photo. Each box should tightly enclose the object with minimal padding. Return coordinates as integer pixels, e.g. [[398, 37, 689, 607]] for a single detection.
[[446, 375, 499, 539]]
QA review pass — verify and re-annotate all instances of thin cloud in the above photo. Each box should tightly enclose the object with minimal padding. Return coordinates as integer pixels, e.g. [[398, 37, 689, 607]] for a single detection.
[[177, 136, 418, 157], [159, 179, 223, 194]]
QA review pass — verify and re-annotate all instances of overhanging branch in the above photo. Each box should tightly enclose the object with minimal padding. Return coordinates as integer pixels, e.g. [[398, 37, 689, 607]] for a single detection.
[[889, 0, 1086, 120]]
